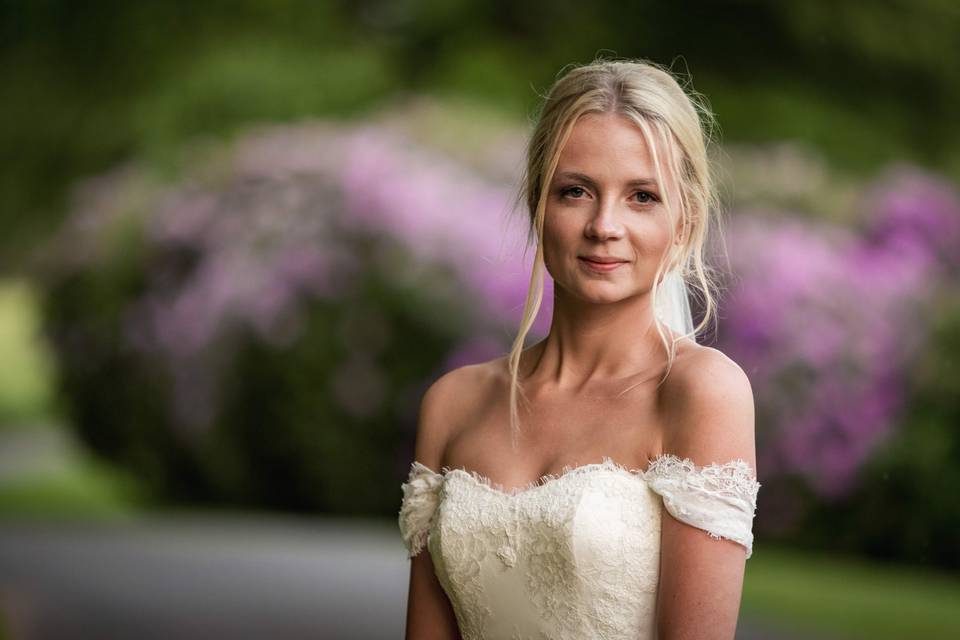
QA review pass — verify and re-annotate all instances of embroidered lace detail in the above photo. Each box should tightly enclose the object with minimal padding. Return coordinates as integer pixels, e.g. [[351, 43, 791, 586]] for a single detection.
[[430, 459, 660, 639], [397, 453, 761, 639]]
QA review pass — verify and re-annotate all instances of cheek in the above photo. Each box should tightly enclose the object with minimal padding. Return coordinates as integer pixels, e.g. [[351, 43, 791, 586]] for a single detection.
[[541, 214, 576, 259], [631, 218, 673, 254]]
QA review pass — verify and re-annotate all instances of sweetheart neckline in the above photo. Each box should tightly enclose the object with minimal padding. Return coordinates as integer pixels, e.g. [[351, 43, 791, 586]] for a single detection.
[[410, 453, 758, 499]]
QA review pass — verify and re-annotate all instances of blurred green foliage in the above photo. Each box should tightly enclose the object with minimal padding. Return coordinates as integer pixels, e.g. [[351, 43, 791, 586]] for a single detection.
[[3, 0, 960, 270], [796, 296, 960, 569]]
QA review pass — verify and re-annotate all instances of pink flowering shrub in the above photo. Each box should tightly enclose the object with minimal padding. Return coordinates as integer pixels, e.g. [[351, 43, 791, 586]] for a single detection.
[[717, 167, 960, 554], [32, 121, 543, 512]]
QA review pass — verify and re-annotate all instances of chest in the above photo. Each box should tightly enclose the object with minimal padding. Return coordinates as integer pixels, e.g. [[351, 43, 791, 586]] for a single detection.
[[442, 394, 665, 494]]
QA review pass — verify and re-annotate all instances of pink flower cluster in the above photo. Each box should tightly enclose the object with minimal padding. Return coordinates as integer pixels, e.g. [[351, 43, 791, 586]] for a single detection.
[[720, 167, 960, 499]]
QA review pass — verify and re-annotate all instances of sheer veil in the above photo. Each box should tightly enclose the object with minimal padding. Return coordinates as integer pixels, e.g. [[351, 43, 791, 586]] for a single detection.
[[654, 269, 695, 343]]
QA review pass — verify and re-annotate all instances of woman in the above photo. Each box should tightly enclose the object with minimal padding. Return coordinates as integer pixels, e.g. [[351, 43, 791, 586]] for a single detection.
[[398, 57, 760, 640]]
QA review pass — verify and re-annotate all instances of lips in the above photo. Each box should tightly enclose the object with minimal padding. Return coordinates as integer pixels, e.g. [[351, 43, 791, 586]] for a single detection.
[[579, 256, 628, 264], [578, 256, 628, 272]]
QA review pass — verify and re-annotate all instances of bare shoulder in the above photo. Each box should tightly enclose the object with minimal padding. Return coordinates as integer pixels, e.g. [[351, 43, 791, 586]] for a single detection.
[[660, 344, 756, 469], [663, 343, 753, 402], [412, 357, 505, 471]]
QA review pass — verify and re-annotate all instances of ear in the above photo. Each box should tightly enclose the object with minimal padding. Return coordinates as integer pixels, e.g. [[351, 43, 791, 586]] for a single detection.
[[673, 211, 688, 246]]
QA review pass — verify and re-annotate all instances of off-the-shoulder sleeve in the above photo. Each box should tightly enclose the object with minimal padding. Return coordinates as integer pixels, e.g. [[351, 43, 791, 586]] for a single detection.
[[645, 454, 761, 559], [398, 461, 444, 558]]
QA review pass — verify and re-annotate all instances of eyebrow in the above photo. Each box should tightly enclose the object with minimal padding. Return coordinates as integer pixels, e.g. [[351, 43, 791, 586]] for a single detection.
[[553, 171, 659, 189]]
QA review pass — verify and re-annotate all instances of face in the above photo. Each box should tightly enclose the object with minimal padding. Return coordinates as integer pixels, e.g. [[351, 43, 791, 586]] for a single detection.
[[542, 112, 682, 305]]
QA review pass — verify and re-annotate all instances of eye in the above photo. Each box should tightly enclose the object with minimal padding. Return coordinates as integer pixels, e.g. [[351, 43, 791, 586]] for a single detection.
[[634, 190, 659, 204], [560, 186, 588, 199]]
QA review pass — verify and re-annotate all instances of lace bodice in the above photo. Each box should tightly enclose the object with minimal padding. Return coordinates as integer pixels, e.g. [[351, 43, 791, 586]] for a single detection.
[[398, 454, 760, 640]]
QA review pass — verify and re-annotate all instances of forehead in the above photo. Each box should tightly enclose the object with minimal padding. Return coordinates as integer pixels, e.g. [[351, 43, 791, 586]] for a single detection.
[[556, 112, 659, 175]]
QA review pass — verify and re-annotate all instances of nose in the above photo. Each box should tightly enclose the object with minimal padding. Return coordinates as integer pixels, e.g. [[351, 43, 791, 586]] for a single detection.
[[584, 196, 625, 240]]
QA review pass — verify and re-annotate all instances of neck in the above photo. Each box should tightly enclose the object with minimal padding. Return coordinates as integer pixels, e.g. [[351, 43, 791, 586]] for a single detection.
[[523, 287, 671, 393]]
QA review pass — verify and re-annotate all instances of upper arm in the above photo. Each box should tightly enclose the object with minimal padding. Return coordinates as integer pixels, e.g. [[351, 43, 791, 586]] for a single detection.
[[411, 370, 458, 473], [404, 368, 470, 640], [655, 349, 757, 640]]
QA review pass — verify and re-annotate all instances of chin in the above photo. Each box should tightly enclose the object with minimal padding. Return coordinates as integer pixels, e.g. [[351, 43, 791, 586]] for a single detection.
[[572, 283, 633, 304]]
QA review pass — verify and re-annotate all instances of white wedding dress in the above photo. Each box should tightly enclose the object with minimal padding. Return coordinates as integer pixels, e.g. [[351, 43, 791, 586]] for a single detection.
[[399, 454, 760, 640]]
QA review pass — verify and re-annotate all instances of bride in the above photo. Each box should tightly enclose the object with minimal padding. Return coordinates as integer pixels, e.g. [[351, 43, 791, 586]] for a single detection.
[[398, 57, 760, 640]]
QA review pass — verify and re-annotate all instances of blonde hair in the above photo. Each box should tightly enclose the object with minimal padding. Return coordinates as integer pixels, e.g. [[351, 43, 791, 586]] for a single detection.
[[507, 56, 724, 445]]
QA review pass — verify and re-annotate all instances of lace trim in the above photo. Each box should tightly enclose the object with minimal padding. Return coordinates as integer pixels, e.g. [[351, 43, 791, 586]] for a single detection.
[[644, 454, 761, 508], [432, 453, 758, 499], [440, 455, 646, 498], [398, 453, 761, 557]]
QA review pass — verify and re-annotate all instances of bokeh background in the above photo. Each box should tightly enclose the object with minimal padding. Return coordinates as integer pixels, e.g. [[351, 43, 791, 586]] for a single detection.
[[1, 1, 959, 639]]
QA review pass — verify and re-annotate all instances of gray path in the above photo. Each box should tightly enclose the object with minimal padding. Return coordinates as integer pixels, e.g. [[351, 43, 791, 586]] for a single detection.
[[0, 514, 819, 640]]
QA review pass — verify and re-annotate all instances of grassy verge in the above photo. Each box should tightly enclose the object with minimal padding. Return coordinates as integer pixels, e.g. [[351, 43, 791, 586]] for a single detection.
[[743, 543, 960, 639], [0, 279, 55, 429], [0, 454, 144, 519]]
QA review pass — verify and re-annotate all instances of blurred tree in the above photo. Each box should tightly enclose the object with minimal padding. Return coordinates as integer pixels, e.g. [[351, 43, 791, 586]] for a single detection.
[[4, 0, 959, 270]]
